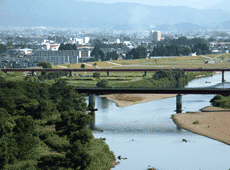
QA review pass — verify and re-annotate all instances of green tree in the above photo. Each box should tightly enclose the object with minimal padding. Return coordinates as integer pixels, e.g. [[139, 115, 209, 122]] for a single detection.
[[96, 79, 112, 88], [11, 116, 40, 161], [135, 46, 147, 59], [106, 51, 119, 61], [81, 64, 85, 69], [91, 45, 105, 61], [38, 61, 52, 69], [93, 63, 97, 68], [93, 72, 100, 78]]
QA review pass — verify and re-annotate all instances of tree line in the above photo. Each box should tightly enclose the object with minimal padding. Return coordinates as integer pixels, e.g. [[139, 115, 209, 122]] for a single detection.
[[58, 43, 77, 50], [150, 42, 210, 56]]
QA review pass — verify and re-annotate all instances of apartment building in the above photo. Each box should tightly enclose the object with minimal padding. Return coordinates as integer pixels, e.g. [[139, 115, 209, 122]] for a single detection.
[[150, 30, 161, 41], [31, 49, 92, 65]]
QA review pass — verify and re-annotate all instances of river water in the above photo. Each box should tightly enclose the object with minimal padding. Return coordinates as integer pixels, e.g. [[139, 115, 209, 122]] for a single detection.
[[86, 72, 230, 170]]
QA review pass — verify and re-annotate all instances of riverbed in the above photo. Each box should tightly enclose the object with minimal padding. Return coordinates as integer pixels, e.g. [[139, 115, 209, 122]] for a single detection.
[[88, 72, 230, 170]]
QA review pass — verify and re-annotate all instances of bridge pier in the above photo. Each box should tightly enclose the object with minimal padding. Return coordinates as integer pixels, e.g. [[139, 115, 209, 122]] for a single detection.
[[88, 94, 98, 130], [32, 71, 35, 76], [107, 71, 109, 77], [69, 71, 72, 77], [222, 71, 225, 83], [144, 71, 147, 77], [176, 94, 182, 113]]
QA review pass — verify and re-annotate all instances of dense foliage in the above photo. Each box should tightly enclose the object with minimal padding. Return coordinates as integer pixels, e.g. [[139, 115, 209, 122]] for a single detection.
[[0, 78, 117, 170], [93, 72, 100, 78], [106, 51, 119, 61], [91, 45, 106, 61], [126, 46, 147, 59], [58, 43, 77, 50], [150, 36, 211, 56], [38, 61, 53, 69], [96, 79, 112, 88], [210, 95, 230, 108], [150, 43, 210, 56], [152, 69, 188, 88]]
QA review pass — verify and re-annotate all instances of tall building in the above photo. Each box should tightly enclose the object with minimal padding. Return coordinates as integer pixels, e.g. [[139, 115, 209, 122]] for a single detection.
[[150, 30, 161, 41]]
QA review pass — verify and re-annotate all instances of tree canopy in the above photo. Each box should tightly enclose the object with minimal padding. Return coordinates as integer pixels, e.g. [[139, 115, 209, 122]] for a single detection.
[[126, 46, 147, 59], [0, 78, 117, 170], [91, 45, 105, 61], [38, 61, 52, 69]]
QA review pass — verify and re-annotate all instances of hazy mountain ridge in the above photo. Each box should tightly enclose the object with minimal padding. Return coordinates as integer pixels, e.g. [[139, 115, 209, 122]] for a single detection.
[[1, 0, 230, 31]]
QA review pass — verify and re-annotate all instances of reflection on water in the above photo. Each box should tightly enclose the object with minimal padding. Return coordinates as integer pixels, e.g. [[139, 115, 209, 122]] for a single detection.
[[86, 71, 230, 170]]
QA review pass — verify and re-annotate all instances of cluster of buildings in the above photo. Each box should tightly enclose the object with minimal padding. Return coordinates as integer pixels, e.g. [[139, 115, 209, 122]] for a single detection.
[[1, 28, 230, 68]]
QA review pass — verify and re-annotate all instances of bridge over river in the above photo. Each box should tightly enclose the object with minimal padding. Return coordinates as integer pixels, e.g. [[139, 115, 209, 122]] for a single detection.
[[72, 84, 230, 130], [2, 68, 230, 130]]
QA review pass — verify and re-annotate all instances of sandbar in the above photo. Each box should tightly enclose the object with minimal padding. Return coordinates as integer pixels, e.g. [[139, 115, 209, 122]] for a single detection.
[[171, 106, 230, 145], [99, 93, 178, 107]]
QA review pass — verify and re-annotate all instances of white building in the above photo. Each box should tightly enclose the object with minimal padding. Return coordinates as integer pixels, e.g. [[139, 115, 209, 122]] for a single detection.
[[13, 48, 33, 55], [41, 42, 60, 51], [123, 41, 132, 46], [74, 38, 84, 45], [116, 39, 120, 44], [84, 37, 90, 44], [150, 30, 161, 41]]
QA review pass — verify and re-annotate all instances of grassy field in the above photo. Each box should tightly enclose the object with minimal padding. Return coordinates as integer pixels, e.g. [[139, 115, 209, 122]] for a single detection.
[[1, 54, 230, 86]]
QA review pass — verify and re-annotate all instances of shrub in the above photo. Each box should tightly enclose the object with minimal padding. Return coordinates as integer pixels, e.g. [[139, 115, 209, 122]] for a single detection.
[[210, 95, 226, 107], [96, 79, 112, 88], [193, 121, 200, 124], [93, 72, 100, 78], [81, 64, 85, 69]]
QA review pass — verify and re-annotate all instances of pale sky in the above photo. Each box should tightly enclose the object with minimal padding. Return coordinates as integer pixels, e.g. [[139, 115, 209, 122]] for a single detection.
[[80, 0, 225, 10]]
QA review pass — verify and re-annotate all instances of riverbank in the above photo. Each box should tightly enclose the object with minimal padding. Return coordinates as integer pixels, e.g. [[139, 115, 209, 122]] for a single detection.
[[171, 106, 230, 146], [99, 71, 221, 107]]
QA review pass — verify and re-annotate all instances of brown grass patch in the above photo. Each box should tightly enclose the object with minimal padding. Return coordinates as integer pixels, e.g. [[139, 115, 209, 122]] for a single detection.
[[115, 94, 143, 102]]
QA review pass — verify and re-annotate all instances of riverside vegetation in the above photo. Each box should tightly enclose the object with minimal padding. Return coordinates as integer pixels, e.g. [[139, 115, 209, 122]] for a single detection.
[[0, 77, 118, 170], [0, 58, 227, 170]]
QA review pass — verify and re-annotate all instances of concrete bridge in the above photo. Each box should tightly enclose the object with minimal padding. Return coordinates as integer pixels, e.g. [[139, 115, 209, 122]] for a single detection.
[[72, 86, 230, 130]]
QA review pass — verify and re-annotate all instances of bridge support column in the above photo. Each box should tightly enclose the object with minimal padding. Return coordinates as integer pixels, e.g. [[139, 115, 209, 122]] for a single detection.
[[144, 71, 147, 77], [107, 71, 109, 77], [88, 94, 98, 130], [222, 71, 225, 83], [176, 94, 182, 114], [69, 71, 72, 77], [32, 71, 35, 76]]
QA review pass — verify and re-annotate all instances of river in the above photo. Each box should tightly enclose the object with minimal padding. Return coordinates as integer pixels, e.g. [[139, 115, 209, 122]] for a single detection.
[[86, 72, 230, 170]]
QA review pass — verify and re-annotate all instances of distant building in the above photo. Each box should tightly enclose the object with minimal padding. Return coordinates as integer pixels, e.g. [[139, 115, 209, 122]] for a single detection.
[[41, 41, 60, 51], [150, 30, 161, 41], [11, 48, 33, 55], [84, 37, 90, 44], [189, 52, 197, 56], [74, 38, 84, 45], [31, 49, 92, 65]]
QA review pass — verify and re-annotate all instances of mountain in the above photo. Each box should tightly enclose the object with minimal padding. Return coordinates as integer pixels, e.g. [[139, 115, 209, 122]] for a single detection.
[[152, 23, 207, 32], [1, 0, 230, 31]]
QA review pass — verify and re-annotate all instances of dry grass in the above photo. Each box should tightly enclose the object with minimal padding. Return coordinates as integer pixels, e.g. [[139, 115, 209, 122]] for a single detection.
[[115, 94, 143, 102]]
